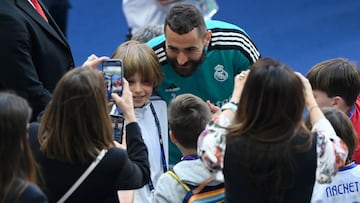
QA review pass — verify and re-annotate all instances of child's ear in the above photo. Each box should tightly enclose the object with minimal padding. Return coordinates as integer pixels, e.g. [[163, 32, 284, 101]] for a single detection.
[[169, 130, 177, 144], [332, 96, 347, 109]]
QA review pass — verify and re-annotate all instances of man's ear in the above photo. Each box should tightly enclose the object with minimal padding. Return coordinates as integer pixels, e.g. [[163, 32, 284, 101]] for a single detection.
[[204, 30, 212, 46], [169, 130, 177, 144]]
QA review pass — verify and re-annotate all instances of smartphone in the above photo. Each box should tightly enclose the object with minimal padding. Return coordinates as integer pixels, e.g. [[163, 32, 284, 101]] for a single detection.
[[110, 104, 125, 143], [112, 116, 125, 143], [101, 59, 123, 101]]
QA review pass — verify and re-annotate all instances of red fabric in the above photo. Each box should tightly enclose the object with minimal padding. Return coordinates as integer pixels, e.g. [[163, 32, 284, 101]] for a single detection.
[[30, 0, 48, 22], [350, 95, 360, 163]]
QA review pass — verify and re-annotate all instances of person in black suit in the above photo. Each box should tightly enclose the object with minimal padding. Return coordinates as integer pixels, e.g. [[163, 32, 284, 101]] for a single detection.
[[0, 0, 105, 121], [42, 0, 70, 36], [0, 0, 73, 121]]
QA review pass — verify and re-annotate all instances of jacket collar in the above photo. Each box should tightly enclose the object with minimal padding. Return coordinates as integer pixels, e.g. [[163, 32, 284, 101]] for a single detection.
[[16, 0, 69, 47]]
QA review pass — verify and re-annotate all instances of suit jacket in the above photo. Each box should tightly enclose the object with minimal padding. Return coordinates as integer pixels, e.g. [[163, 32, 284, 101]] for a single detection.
[[0, 0, 74, 121]]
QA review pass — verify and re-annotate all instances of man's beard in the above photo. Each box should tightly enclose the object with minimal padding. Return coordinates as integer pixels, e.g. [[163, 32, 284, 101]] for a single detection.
[[167, 49, 206, 77]]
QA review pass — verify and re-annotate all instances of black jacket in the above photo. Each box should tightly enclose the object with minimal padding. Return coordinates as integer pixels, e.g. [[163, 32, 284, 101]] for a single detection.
[[28, 122, 150, 203], [0, 0, 74, 120]]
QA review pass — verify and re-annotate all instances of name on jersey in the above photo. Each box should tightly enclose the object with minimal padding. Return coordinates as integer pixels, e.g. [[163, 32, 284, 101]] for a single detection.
[[325, 181, 360, 198]]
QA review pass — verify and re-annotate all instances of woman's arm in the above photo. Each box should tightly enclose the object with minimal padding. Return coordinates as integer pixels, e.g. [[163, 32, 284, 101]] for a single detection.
[[112, 79, 150, 188], [197, 71, 249, 180]]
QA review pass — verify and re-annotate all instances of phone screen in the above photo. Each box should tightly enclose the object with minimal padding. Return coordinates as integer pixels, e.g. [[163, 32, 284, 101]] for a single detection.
[[110, 104, 124, 143], [102, 59, 123, 101], [112, 115, 124, 143]]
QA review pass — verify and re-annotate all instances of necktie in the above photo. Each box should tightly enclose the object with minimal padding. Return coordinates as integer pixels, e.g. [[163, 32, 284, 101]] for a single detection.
[[30, 0, 48, 22]]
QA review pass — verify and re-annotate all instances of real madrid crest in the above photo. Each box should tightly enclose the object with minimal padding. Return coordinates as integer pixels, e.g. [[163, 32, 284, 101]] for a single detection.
[[214, 64, 228, 82]]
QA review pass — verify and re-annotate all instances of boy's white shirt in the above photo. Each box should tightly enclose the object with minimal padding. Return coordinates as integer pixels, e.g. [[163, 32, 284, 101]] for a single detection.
[[133, 98, 168, 203]]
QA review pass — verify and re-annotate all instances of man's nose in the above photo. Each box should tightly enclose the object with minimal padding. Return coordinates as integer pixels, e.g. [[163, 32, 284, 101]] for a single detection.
[[176, 51, 188, 66]]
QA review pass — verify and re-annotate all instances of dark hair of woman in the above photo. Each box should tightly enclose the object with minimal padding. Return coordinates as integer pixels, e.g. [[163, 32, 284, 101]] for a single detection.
[[226, 58, 313, 202], [38, 67, 114, 164], [0, 92, 36, 202]]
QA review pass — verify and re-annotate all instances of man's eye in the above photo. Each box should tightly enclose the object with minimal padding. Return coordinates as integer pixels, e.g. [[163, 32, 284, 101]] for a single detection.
[[167, 47, 178, 52], [185, 48, 199, 54]]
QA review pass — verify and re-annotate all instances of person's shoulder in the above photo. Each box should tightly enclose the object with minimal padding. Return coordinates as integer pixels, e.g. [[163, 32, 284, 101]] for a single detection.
[[206, 20, 243, 31], [106, 147, 127, 159], [354, 164, 360, 171], [150, 95, 166, 105], [174, 159, 215, 181], [18, 183, 48, 203], [146, 34, 165, 48], [99, 147, 129, 169], [0, 0, 28, 18], [0, 2, 25, 24], [0, 0, 14, 11], [150, 95, 167, 110], [205, 20, 260, 62], [154, 169, 181, 203], [156, 167, 183, 191]]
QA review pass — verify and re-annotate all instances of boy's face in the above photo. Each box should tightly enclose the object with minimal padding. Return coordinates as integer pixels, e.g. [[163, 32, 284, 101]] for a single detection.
[[313, 90, 334, 108], [127, 73, 153, 108]]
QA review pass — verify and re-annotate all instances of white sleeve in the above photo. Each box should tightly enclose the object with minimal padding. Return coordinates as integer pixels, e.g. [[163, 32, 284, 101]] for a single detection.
[[313, 118, 348, 184]]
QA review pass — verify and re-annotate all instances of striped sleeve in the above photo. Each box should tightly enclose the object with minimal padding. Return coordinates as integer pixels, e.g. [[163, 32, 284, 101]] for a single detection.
[[208, 27, 260, 64]]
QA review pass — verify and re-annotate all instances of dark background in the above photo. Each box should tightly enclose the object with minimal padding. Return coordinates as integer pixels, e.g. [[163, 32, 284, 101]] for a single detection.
[[67, 0, 360, 74]]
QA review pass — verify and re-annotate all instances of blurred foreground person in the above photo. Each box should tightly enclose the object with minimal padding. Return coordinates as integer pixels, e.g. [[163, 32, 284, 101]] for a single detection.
[[0, 92, 47, 203], [198, 58, 348, 203], [28, 67, 150, 203]]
